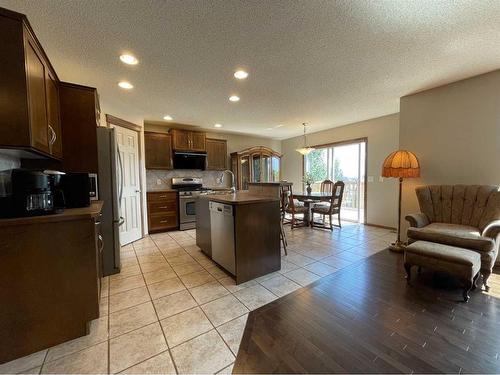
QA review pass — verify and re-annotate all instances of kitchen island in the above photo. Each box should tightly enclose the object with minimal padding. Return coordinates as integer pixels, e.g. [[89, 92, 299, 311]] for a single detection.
[[196, 192, 281, 284]]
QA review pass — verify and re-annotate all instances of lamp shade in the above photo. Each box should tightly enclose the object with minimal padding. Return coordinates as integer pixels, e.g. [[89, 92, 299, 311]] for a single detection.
[[382, 150, 420, 178], [296, 147, 314, 155]]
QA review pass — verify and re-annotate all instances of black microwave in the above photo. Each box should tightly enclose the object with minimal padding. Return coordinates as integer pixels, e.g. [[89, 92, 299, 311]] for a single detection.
[[173, 152, 206, 170]]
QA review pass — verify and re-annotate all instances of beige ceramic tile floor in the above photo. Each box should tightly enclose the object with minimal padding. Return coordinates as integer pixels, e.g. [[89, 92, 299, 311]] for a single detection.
[[0, 222, 395, 374]]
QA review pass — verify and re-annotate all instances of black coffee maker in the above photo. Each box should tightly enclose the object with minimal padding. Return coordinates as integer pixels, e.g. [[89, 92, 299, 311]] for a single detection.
[[44, 170, 66, 212], [0, 169, 65, 218]]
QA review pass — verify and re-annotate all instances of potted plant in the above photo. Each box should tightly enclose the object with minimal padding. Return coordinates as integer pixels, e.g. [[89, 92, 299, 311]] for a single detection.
[[302, 172, 314, 195]]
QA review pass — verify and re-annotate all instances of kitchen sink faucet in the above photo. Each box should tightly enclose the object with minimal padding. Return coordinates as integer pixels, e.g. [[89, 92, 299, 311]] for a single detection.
[[221, 170, 236, 193]]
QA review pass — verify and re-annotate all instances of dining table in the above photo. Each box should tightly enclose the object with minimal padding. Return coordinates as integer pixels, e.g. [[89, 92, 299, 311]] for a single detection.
[[293, 191, 333, 226]]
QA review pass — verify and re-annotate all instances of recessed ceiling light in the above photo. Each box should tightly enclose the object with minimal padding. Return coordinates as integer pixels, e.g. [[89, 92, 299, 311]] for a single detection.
[[119, 54, 138, 65], [234, 70, 248, 80], [163, 115, 173, 121], [229, 95, 240, 102], [214, 123, 223, 128], [275, 124, 284, 128], [265, 127, 273, 130], [118, 81, 133, 89]]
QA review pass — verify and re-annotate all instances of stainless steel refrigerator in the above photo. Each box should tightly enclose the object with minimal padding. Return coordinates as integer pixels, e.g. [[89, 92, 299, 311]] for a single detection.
[[97, 127, 123, 276]]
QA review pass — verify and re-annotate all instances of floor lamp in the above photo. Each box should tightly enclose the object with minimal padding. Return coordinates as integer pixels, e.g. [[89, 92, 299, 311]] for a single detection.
[[382, 150, 421, 252]]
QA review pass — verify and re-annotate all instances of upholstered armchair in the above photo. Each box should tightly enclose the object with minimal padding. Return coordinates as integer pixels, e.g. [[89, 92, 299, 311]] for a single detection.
[[405, 185, 500, 290]]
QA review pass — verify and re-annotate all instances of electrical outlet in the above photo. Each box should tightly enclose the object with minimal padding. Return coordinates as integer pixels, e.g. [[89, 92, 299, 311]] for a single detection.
[[367, 176, 374, 183], [156, 179, 162, 185], [379, 176, 384, 182]]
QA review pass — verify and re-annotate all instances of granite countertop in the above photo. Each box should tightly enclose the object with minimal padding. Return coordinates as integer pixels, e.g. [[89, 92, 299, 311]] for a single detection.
[[201, 192, 279, 205], [147, 187, 232, 193], [247, 181, 293, 186], [0, 201, 104, 227]]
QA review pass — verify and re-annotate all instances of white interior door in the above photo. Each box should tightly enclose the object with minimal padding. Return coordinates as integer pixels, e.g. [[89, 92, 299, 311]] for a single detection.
[[114, 126, 142, 245]]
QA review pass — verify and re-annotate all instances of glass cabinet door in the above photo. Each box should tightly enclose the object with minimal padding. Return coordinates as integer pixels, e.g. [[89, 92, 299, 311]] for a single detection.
[[252, 154, 261, 182], [262, 154, 271, 182], [271, 156, 280, 181], [241, 155, 250, 189]]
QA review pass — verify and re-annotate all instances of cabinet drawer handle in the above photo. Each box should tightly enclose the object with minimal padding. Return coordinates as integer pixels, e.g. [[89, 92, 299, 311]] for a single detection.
[[160, 220, 169, 223], [159, 195, 168, 198], [159, 206, 169, 209]]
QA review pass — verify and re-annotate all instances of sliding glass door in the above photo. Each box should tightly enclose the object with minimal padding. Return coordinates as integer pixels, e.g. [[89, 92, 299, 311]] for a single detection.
[[304, 140, 366, 223]]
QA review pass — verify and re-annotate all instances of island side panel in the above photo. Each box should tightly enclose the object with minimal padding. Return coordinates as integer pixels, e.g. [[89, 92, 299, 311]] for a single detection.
[[196, 196, 211, 257], [235, 201, 281, 284]]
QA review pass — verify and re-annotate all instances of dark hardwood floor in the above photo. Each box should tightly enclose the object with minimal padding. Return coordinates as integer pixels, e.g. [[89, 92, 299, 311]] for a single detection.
[[234, 250, 500, 374]]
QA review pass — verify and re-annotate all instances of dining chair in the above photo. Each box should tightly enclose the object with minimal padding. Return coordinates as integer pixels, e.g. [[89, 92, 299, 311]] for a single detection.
[[320, 179, 334, 194], [311, 181, 345, 230], [279, 184, 290, 255], [284, 185, 308, 229], [316, 179, 335, 222]]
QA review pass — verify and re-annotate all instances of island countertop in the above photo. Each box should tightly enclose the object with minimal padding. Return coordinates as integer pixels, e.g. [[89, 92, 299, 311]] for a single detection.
[[201, 191, 279, 205]]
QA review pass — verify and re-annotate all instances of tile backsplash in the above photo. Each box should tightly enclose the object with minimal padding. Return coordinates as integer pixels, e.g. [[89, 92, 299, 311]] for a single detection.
[[146, 169, 232, 191]]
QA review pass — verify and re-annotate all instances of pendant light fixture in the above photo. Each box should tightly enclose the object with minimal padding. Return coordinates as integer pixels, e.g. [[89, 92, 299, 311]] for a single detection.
[[296, 123, 314, 155]]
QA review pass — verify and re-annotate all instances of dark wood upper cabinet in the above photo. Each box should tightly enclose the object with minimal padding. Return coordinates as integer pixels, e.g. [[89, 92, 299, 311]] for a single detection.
[[190, 131, 206, 152], [0, 7, 61, 159], [59, 83, 100, 173], [206, 138, 227, 170], [171, 129, 190, 150], [145, 132, 173, 170], [46, 70, 62, 158], [25, 34, 49, 154], [171, 129, 206, 152]]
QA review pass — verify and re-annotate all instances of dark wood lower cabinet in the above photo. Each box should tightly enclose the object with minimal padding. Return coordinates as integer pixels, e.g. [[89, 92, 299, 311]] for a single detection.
[[0, 202, 103, 364], [147, 191, 179, 233]]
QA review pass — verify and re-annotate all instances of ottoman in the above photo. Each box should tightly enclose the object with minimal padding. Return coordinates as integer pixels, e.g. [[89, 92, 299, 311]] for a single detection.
[[404, 240, 481, 302]]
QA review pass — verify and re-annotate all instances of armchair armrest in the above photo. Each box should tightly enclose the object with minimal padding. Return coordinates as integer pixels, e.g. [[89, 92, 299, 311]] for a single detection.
[[481, 220, 500, 239], [405, 213, 430, 228]]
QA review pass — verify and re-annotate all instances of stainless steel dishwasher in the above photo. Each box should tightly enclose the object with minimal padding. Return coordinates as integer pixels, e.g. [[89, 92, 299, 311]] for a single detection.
[[209, 201, 235, 275]]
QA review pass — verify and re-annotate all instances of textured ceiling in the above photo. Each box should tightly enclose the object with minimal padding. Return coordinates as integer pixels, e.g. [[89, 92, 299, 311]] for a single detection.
[[1, 0, 500, 139]]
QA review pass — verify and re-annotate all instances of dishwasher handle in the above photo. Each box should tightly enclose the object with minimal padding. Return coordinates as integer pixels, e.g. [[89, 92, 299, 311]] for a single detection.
[[209, 201, 233, 216]]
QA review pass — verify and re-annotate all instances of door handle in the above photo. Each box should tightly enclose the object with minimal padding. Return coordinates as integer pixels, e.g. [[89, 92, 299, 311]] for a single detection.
[[135, 189, 141, 193], [118, 216, 125, 226]]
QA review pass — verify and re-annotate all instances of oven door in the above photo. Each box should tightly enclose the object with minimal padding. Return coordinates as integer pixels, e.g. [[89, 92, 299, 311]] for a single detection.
[[179, 195, 197, 224]]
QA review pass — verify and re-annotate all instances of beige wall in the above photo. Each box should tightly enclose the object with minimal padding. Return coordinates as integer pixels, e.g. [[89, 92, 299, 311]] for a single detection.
[[281, 114, 400, 228], [399, 69, 500, 237]]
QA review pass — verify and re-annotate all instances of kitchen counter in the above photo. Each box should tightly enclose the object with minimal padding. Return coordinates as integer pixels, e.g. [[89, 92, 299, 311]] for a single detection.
[[0, 201, 104, 227], [205, 191, 279, 205], [0, 200, 103, 363]]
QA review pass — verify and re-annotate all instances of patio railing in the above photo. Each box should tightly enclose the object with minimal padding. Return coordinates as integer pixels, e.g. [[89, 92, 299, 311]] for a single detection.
[[310, 179, 363, 210]]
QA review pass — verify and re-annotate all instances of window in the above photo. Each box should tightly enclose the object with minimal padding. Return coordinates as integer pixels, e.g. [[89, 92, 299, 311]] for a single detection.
[[304, 140, 366, 223]]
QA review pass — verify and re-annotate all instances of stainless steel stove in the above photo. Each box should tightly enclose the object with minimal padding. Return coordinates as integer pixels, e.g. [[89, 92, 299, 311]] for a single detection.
[[171, 178, 213, 230]]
